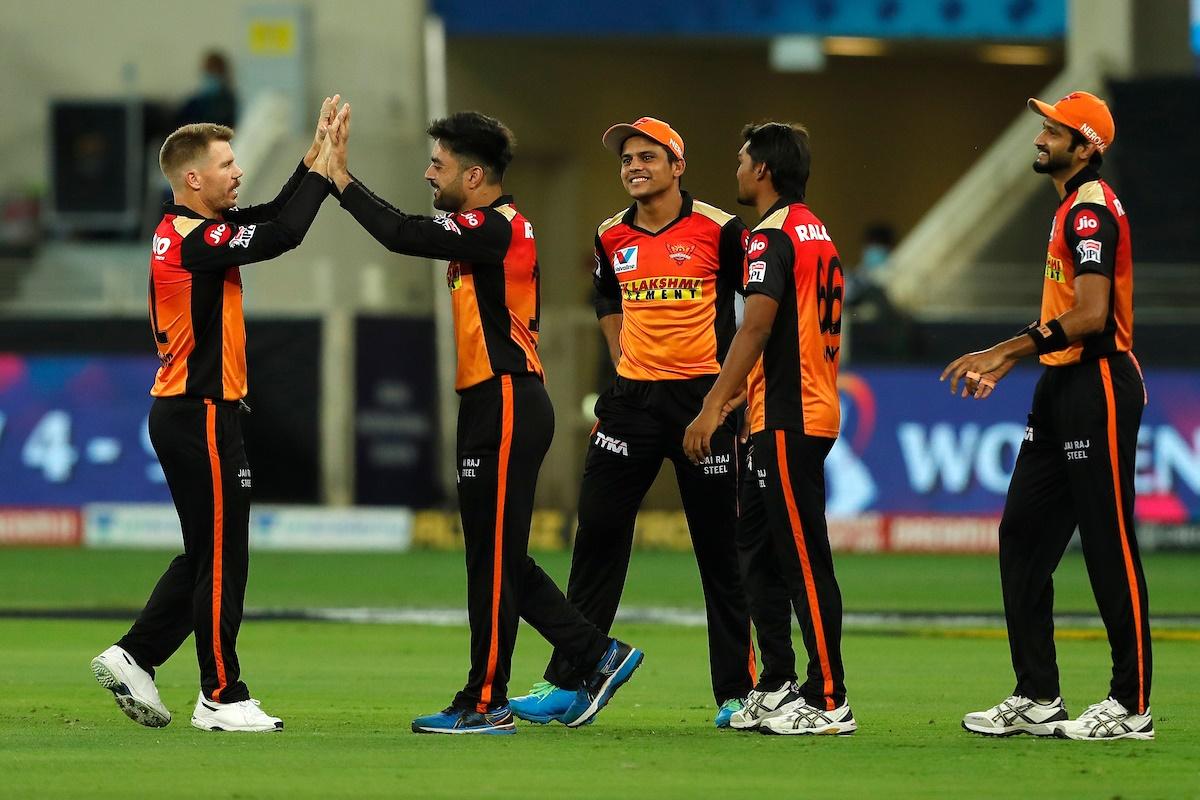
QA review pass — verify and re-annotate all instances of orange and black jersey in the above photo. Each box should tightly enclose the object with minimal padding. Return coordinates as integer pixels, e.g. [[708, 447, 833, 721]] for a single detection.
[[1039, 166, 1133, 367], [148, 163, 330, 400], [743, 198, 842, 438], [339, 182, 543, 392], [593, 192, 747, 381]]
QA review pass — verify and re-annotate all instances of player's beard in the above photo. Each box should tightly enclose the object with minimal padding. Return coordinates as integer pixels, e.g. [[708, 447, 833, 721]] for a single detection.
[[432, 175, 465, 212], [1032, 148, 1074, 174]]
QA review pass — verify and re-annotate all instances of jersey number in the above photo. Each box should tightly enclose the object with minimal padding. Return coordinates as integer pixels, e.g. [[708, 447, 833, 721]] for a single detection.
[[817, 256, 844, 336]]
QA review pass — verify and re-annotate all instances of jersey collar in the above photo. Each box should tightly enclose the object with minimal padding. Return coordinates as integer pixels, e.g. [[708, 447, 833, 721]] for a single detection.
[[1061, 166, 1101, 204], [759, 195, 803, 223], [622, 190, 694, 236], [163, 203, 210, 220]]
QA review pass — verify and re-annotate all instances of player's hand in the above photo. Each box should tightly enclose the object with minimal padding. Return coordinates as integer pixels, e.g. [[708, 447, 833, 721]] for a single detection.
[[941, 348, 1012, 399], [328, 103, 351, 183], [718, 384, 747, 425], [304, 94, 340, 167], [683, 405, 722, 465], [312, 104, 348, 177]]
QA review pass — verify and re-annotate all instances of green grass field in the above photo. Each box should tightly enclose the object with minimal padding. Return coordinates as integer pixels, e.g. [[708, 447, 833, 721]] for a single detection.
[[2, 548, 1198, 799]]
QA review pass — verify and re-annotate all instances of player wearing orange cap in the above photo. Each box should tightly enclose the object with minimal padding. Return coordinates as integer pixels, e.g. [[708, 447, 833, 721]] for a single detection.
[[511, 117, 756, 728], [944, 92, 1153, 740]]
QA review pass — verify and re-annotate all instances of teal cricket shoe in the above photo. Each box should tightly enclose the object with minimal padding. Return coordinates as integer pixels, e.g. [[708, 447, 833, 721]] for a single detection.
[[715, 698, 744, 729], [411, 704, 516, 735], [560, 639, 644, 728], [510, 681, 576, 724]]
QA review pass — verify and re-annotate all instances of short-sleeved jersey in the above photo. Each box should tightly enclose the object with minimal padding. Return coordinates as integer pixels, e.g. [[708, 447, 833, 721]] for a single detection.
[[742, 199, 843, 438], [148, 164, 329, 400], [339, 185, 543, 391], [1039, 167, 1133, 367], [592, 192, 747, 381]]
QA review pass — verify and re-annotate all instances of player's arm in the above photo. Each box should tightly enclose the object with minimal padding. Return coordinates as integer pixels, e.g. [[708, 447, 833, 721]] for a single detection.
[[226, 95, 340, 225], [716, 215, 749, 290], [179, 172, 330, 271], [325, 103, 510, 263], [178, 110, 342, 272], [684, 230, 788, 464], [592, 234, 623, 366], [941, 203, 1117, 397], [338, 182, 511, 262]]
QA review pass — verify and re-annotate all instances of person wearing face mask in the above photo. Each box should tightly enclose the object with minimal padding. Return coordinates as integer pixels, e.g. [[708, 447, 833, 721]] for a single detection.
[[176, 51, 238, 129]]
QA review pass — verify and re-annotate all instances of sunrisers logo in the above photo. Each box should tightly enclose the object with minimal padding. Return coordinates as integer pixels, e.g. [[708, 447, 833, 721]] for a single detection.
[[620, 276, 703, 302]]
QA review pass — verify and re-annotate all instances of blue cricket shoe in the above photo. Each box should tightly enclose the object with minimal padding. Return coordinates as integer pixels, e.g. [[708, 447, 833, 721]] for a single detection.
[[560, 639, 644, 728], [510, 681, 576, 724], [715, 698, 745, 729], [411, 704, 516, 735]]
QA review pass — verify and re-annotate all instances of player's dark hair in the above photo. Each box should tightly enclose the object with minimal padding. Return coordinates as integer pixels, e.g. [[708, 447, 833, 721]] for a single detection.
[[159, 123, 235, 184], [1068, 128, 1104, 168], [427, 111, 515, 183], [742, 122, 810, 201]]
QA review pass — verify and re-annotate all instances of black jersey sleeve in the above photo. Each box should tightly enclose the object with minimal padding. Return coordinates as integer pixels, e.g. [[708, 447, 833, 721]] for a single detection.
[[1065, 203, 1119, 279], [179, 171, 329, 272], [742, 229, 792, 303], [339, 179, 511, 263], [592, 232, 623, 318], [717, 215, 749, 291], [223, 161, 310, 225]]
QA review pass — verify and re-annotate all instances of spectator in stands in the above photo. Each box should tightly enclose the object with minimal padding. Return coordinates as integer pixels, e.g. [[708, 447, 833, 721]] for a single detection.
[[176, 51, 237, 129], [845, 222, 895, 308]]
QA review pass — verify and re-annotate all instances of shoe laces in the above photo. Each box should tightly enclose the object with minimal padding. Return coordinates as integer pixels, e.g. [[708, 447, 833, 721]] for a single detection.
[[1078, 697, 1125, 721], [527, 681, 560, 700]]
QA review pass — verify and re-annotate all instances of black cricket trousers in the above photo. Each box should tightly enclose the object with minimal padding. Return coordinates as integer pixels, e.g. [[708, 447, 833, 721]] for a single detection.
[[739, 430, 846, 711], [1000, 352, 1151, 713], [543, 375, 755, 705], [118, 397, 252, 703], [454, 374, 610, 712]]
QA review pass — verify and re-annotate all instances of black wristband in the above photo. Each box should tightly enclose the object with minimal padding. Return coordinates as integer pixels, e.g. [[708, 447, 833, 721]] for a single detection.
[[1016, 320, 1040, 337], [1027, 318, 1068, 354]]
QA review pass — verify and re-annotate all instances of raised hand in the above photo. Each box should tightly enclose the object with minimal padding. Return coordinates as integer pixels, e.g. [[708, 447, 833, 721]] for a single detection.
[[327, 103, 352, 190], [305, 94, 341, 168]]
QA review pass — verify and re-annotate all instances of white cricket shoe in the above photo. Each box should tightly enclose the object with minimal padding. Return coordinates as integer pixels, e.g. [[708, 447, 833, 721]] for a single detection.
[[962, 695, 1067, 737], [1055, 697, 1154, 741], [729, 681, 804, 730], [190, 693, 283, 732], [759, 699, 857, 735], [90, 645, 171, 728]]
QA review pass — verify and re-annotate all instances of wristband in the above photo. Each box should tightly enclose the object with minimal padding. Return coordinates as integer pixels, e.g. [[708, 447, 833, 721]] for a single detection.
[[1026, 318, 1068, 354]]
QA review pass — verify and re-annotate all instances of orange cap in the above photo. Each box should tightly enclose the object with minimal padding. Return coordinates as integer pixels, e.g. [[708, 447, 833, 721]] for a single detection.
[[1027, 91, 1115, 153], [602, 116, 685, 160]]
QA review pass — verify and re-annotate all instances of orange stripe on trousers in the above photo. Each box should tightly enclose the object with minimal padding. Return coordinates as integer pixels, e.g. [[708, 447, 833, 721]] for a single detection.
[[747, 623, 758, 686], [774, 431, 835, 710], [479, 375, 514, 713], [204, 401, 228, 702], [1099, 359, 1147, 714]]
